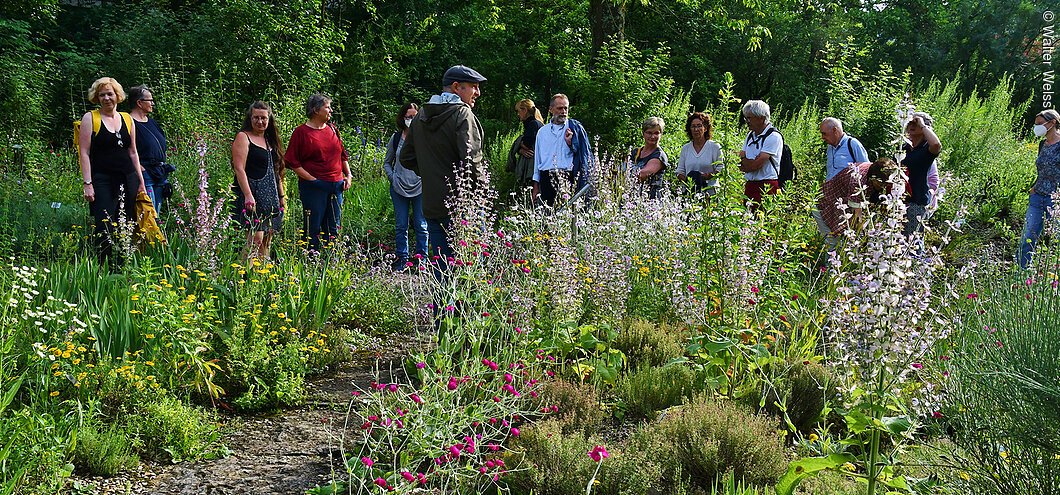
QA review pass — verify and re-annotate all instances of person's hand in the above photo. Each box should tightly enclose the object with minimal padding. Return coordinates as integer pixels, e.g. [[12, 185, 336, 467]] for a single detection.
[[343, 175, 352, 191], [565, 128, 573, 147], [738, 149, 746, 159], [531, 182, 540, 198], [520, 148, 534, 159], [83, 184, 95, 203], [244, 194, 256, 212]]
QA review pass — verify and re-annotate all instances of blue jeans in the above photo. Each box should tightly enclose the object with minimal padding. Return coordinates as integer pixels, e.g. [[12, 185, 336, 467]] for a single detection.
[[390, 187, 428, 260], [299, 179, 344, 251], [426, 217, 453, 279], [142, 174, 165, 213], [1019, 192, 1054, 269]]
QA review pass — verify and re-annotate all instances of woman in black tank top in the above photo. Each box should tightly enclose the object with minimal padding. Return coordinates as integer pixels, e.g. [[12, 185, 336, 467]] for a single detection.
[[231, 101, 286, 260], [76, 77, 147, 268]]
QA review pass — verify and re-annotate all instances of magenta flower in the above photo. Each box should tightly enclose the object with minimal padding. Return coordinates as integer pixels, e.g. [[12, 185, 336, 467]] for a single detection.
[[588, 445, 609, 462], [416, 361, 426, 369], [374, 477, 388, 489], [400, 471, 415, 482], [911, 362, 923, 370], [510, 427, 520, 437], [410, 393, 423, 404], [361, 456, 374, 467]]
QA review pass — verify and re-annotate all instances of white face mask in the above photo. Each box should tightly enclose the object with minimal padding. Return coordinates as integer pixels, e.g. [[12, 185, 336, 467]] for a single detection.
[[404, 118, 414, 128], [1034, 124, 1049, 137]]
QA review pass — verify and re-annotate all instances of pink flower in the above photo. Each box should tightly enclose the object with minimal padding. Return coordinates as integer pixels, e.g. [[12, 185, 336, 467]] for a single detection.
[[911, 362, 923, 370], [510, 427, 520, 437], [449, 445, 462, 457], [388, 383, 399, 392], [966, 293, 978, 299], [931, 411, 943, 418], [410, 393, 423, 404], [361, 456, 374, 467], [374, 477, 389, 489], [588, 445, 609, 462], [504, 373, 514, 383], [401, 471, 415, 482], [416, 361, 426, 369]]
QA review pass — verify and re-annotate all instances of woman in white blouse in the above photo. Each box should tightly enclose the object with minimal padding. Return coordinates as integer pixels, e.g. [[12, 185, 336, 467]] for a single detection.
[[676, 111, 724, 196]]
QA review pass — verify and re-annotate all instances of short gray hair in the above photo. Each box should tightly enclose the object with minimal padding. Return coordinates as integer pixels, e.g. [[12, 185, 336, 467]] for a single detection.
[[304, 93, 332, 118], [821, 117, 843, 132], [741, 100, 771, 121], [642, 116, 665, 132]]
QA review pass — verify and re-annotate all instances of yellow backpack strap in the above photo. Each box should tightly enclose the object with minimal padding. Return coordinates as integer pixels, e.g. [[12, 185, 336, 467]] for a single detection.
[[91, 109, 102, 135], [120, 112, 133, 135]]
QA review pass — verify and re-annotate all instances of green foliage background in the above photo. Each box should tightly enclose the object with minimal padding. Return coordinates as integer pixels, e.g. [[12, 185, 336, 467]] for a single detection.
[[0, 0, 1048, 151]]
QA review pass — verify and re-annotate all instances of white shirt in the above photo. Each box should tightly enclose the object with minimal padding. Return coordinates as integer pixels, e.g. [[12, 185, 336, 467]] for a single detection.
[[676, 140, 724, 177], [533, 121, 575, 182], [742, 125, 783, 181]]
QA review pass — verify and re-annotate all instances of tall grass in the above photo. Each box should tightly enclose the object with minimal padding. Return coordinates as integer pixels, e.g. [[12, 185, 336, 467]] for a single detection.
[[946, 247, 1060, 494]]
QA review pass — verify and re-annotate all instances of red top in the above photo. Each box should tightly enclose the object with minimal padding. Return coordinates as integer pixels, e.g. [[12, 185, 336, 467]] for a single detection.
[[284, 124, 349, 181], [818, 162, 872, 234]]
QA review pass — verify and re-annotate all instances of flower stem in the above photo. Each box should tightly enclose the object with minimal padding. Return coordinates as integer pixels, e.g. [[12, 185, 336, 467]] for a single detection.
[[585, 460, 602, 495]]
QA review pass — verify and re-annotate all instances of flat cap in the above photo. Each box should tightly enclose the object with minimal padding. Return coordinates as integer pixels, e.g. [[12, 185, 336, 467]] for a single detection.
[[442, 65, 487, 86]]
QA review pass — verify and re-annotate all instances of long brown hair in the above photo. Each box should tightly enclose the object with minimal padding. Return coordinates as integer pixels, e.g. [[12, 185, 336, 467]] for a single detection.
[[241, 100, 286, 179]]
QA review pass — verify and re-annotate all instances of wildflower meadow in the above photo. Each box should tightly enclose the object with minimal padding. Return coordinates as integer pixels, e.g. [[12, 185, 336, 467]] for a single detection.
[[1, 2, 1058, 494]]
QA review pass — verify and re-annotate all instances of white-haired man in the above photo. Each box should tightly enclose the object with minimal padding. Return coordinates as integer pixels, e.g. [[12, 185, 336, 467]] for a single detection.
[[820, 117, 869, 181]]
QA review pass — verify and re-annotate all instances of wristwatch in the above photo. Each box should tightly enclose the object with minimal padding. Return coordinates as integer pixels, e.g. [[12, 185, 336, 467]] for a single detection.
[[83, 180, 93, 186]]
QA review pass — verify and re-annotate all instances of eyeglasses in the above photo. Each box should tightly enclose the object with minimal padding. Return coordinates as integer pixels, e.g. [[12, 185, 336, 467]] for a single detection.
[[140, 99, 154, 103]]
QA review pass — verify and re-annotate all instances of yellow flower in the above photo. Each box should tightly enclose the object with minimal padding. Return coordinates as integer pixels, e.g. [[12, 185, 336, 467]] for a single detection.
[[49, 391, 59, 397], [130, 294, 140, 301], [277, 313, 286, 319], [145, 333, 155, 339], [145, 361, 155, 366], [808, 433, 819, 442], [841, 462, 856, 472], [71, 358, 81, 365]]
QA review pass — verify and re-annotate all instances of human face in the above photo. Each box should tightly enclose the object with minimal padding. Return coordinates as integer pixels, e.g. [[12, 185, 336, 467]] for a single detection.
[[819, 123, 840, 147], [904, 119, 924, 142], [315, 100, 333, 122], [745, 114, 767, 134], [550, 98, 569, 125], [1034, 116, 1054, 137], [689, 118, 706, 141], [643, 126, 662, 147], [405, 108, 418, 120], [97, 85, 118, 110], [137, 91, 155, 114], [251, 108, 270, 134], [452, 82, 480, 107]]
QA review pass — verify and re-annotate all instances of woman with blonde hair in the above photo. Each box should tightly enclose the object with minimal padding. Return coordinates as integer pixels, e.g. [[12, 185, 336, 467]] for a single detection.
[[629, 116, 669, 199], [77, 76, 147, 267], [508, 98, 544, 188]]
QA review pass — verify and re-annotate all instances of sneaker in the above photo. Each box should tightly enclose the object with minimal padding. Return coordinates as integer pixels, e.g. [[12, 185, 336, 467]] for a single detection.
[[391, 258, 409, 273]]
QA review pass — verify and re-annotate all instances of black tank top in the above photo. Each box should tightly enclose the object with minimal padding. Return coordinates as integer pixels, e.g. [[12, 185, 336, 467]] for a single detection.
[[89, 114, 134, 174], [244, 134, 272, 180]]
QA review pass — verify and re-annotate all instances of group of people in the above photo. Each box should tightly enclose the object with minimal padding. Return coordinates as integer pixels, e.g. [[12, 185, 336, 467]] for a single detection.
[[76, 69, 1060, 271]]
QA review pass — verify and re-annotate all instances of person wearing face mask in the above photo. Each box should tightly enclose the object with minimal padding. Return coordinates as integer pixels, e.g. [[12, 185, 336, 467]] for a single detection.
[[77, 77, 147, 267], [1018, 108, 1060, 269], [899, 111, 942, 236], [232, 101, 286, 261], [531, 94, 592, 205], [628, 117, 669, 199], [383, 102, 428, 272]]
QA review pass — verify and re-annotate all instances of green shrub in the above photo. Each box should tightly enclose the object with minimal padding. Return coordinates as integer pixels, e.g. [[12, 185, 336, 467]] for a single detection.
[[507, 419, 678, 495], [633, 394, 786, 489], [505, 419, 599, 495], [615, 363, 697, 420], [124, 393, 226, 463], [73, 422, 138, 476], [538, 379, 605, 438], [763, 361, 830, 434], [613, 319, 685, 370], [334, 277, 409, 335]]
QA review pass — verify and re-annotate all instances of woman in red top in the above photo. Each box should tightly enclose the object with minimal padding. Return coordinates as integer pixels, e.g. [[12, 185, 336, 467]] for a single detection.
[[284, 94, 351, 251]]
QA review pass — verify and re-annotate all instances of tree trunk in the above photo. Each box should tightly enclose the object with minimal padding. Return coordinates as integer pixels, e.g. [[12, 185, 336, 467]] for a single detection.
[[589, 0, 626, 65]]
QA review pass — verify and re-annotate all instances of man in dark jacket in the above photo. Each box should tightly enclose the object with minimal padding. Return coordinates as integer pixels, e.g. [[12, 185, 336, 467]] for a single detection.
[[399, 65, 486, 268]]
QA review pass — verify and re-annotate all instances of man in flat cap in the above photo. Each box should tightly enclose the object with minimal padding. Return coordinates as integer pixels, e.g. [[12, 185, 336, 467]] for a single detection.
[[400, 64, 487, 272]]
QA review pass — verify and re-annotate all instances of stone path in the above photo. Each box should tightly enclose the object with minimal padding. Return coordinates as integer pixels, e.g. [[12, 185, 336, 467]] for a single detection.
[[67, 334, 429, 495]]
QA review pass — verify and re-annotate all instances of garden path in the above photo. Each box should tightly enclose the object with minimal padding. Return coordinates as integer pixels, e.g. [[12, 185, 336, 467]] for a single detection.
[[69, 333, 432, 495]]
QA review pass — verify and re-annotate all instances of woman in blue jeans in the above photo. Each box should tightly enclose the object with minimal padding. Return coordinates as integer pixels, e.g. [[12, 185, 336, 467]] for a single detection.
[[383, 102, 428, 272], [284, 94, 351, 252], [1019, 108, 1060, 269]]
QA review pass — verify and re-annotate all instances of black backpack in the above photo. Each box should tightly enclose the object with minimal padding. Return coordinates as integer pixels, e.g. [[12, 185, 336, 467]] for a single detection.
[[758, 127, 796, 189]]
